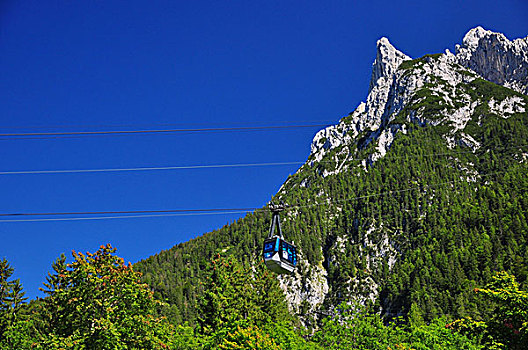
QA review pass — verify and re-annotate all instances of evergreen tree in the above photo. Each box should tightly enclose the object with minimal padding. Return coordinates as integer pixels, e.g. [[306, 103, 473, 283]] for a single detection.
[[0, 258, 27, 344], [197, 254, 306, 349]]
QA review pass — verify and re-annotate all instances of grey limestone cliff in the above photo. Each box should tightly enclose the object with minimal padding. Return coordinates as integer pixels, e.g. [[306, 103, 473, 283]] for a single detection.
[[309, 27, 527, 170], [455, 26, 528, 95]]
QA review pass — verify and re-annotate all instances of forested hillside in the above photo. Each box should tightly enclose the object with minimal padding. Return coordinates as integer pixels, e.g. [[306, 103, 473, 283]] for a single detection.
[[136, 105, 528, 326], [135, 26, 528, 330]]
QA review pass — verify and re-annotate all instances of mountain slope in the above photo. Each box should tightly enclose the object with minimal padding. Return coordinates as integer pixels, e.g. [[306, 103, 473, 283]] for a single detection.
[[135, 27, 528, 327]]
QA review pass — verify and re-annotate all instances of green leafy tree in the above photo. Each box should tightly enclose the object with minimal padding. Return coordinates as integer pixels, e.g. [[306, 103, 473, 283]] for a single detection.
[[171, 324, 201, 349], [198, 255, 255, 337], [218, 325, 282, 350], [449, 271, 528, 349], [312, 303, 392, 350], [313, 302, 481, 349], [42, 254, 68, 294], [0, 316, 40, 350], [39, 244, 177, 349], [261, 321, 319, 350], [391, 317, 483, 350]]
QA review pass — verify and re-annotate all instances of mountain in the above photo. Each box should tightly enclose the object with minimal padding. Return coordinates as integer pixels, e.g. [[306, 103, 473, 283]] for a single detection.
[[135, 27, 528, 327]]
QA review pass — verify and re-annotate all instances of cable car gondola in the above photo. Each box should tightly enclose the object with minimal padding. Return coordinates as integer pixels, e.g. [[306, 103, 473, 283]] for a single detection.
[[262, 204, 297, 274]]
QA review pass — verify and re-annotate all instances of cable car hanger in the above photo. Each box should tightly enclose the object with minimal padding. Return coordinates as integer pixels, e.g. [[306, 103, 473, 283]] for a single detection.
[[268, 202, 286, 239]]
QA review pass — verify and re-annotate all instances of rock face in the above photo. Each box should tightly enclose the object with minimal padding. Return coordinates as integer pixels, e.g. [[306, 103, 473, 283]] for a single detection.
[[367, 38, 412, 129], [283, 26, 528, 321], [455, 26, 528, 95], [309, 27, 528, 168], [310, 37, 413, 171]]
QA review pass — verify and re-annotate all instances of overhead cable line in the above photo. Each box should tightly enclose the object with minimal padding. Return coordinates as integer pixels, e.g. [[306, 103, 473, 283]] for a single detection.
[[0, 161, 306, 175], [0, 123, 330, 139], [2, 143, 525, 176], [0, 211, 253, 223], [0, 119, 337, 131], [0, 171, 505, 223], [0, 207, 260, 217]]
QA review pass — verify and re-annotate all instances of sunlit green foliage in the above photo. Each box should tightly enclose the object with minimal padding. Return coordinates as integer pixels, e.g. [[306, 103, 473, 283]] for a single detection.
[[312, 302, 482, 349], [448, 271, 528, 349], [36, 244, 177, 349], [2, 248, 528, 349], [196, 254, 307, 349], [0, 258, 30, 349], [217, 325, 282, 350]]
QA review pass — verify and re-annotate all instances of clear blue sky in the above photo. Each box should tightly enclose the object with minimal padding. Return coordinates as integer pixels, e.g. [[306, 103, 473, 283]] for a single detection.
[[1, 0, 527, 299]]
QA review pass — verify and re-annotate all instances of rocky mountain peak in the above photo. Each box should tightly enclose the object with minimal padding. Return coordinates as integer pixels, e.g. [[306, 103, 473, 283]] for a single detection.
[[369, 37, 412, 93], [461, 26, 494, 49], [456, 26, 528, 94], [291, 28, 528, 320], [308, 37, 413, 176], [308, 27, 528, 181]]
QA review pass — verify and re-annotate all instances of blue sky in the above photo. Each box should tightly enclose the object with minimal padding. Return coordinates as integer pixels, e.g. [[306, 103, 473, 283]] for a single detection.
[[1, 0, 527, 299]]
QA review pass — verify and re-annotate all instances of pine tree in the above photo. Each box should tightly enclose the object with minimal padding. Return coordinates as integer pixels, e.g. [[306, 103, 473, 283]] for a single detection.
[[0, 258, 29, 347]]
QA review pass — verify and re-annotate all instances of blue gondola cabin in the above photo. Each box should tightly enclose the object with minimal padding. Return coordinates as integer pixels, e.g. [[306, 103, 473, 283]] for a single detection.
[[263, 236, 297, 274]]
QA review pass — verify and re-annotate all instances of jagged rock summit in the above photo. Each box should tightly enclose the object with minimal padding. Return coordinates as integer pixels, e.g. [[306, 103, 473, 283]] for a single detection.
[[366, 38, 412, 130], [308, 37, 412, 171], [455, 26, 528, 95], [309, 26, 528, 174], [370, 37, 412, 92]]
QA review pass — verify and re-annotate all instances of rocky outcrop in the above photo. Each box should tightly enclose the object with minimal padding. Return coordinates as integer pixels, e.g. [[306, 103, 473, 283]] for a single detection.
[[455, 26, 528, 95], [309, 38, 413, 170], [278, 252, 328, 325], [309, 27, 528, 170], [366, 38, 412, 129]]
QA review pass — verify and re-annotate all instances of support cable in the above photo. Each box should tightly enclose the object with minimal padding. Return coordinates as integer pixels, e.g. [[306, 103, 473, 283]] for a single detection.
[[1, 144, 525, 176], [0, 124, 330, 139], [0, 170, 508, 223], [0, 161, 305, 175]]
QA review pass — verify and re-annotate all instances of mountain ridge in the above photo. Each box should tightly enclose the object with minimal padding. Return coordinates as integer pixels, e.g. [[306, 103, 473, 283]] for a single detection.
[[135, 26, 528, 327], [308, 26, 527, 175]]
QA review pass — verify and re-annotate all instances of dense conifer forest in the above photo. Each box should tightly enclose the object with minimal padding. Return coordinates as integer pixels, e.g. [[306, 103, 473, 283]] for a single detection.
[[135, 81, 528, 327]]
